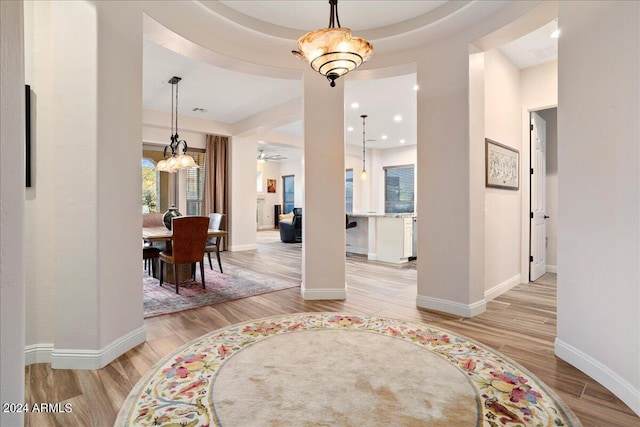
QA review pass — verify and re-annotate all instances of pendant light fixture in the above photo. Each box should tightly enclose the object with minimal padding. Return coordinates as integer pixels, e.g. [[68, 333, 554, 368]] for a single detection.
[[292, 0, 373, 87], [156, 76, 198, 173], [360, 114, 368, 180]]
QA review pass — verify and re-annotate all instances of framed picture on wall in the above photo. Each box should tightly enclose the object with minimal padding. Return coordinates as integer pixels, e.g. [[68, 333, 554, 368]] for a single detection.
[[485, 138, 519, 190], [267, 179, 276, 193]]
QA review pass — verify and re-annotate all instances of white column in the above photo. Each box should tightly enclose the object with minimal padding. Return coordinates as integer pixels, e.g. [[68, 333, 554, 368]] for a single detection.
[[229, 136, 258, 251], [415, 42, 486, 317], [301, 70, 346, 299], [24, 0, 146, 369], [0, 0, 26, 424], [556, 0, 640, 415]]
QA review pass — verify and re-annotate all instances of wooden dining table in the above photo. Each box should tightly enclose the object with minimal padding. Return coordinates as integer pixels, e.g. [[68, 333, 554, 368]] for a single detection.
[[143, 226, 228, 281]]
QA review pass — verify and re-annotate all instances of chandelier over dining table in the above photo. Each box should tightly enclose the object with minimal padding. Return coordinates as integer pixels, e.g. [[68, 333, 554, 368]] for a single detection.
[[156, 76, 198, 173], [292, 0, 374, 87]]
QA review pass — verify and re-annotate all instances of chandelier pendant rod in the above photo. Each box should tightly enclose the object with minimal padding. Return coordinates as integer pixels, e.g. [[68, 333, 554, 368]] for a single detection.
[[174, 79, 179, 142], [361, 114, 367, 175], [329, 0, 341, 28]]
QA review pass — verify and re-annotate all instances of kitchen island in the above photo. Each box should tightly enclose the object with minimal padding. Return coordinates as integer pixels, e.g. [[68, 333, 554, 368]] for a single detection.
[[345, 213, 416, 264]]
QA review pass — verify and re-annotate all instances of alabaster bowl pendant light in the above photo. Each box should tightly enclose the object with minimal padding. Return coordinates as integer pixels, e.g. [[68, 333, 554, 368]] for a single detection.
[[360, 114, 368, 180], [156, 76, 198, 173], [292, 0, 373, 87]]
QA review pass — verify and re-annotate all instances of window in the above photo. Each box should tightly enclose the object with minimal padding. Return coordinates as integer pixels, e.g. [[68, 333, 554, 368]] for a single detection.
[[345, 169, 353, 213], [384, 165, 415, 214], [142, 157, 159, 213], [257, 170, 263, 192], [186, 150, 206, 215], [143, 146, 175, 213], [282, 175, 295, 214]]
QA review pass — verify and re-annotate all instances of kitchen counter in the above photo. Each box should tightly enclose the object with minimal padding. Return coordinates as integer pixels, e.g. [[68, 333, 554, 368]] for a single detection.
[[346, 213, 416, 264], [348, 212, 416, 218]]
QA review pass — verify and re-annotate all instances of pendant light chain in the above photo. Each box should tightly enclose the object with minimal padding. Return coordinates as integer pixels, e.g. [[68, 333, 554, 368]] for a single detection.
[[174, 81, 179, 139], [329, 0, 341, 28], [361, 114, 368, 177], [170, 82, 175, 137]]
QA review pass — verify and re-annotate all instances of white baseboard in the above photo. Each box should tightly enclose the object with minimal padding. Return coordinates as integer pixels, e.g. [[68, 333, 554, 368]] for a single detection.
[[25, 343, 54, 365], [485, 274, 521, 301], [546, 264, 558, 273], [301, 283, 347, 300], [229, 243, 258, 252], [555, 338, 640, 416], [367, 252, 378, 261], [416, 295, 486, 318], [50, 326, 146, 370]]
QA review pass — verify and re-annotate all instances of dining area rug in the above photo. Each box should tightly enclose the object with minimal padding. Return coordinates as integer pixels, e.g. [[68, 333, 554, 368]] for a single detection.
[[143, 264, 298, 318], [116, 313, 582, 426]]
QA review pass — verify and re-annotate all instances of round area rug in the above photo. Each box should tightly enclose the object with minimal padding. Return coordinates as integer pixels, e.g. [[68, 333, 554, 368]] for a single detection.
[[116, 313, 582, 426]]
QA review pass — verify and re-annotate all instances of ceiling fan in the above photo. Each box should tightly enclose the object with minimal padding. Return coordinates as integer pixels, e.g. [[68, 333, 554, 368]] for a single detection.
[[257, 150, 287, 162]]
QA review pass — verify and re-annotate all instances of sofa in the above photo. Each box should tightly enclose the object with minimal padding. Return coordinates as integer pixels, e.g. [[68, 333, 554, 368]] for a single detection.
[[279, 208, 302, 243]]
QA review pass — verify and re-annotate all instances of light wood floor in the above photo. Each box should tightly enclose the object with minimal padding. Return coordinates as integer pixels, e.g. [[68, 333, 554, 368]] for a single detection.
[[25, 231, 638, 426]]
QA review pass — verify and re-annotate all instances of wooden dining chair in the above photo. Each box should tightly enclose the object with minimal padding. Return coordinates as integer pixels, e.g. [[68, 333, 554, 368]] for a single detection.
[[143, 243, 161, 277], [205, 213, 225, 272], [159, 216, 209, 294]]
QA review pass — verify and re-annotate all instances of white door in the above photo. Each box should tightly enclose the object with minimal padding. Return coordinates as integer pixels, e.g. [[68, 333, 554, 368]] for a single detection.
[[530, 112, 547, 281]]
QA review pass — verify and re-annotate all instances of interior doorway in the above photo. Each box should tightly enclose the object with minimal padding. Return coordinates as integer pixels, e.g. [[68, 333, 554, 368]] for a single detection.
[[529, 107, 558, 281]]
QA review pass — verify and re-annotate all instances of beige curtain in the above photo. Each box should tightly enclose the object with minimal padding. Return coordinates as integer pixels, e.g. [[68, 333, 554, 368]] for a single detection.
[[203, 135, 229, 250]]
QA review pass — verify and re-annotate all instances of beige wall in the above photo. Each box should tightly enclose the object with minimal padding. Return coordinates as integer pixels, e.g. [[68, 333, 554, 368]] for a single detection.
[[257, 159, 282, 228], [521, 60, 558, 111], [557, 0, 639, 414], [483, 49, 523, 296]]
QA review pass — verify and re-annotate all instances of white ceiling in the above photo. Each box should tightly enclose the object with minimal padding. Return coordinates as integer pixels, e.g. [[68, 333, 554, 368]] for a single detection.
[[344, 73, 417, 150], [143, 39, 301, 123], [142, 1, 558, 156], [498, 19, 558, 69], [220, 0, 447, 32]]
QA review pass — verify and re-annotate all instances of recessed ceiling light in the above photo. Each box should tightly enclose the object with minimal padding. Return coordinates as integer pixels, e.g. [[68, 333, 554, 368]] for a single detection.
[[550, 29, 560, 39], [400, 139, 406, 144], [381, 135, 388, 140], [351, 102, 359, 109], [347, 126, 354, 132], [413, 84, 419, 91], [394, 115, 402, 122]]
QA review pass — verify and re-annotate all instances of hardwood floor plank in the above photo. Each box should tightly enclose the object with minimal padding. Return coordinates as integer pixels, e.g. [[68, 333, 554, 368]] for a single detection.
[[582, 380, 639, 416], [26, 362, 83, 403], [23, 231, 639, 427], [75, 370, 120, 426], [146, 334, 187, 359]]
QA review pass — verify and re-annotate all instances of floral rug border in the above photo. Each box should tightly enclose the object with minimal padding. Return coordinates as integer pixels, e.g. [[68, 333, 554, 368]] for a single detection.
[[117, 312, 582, 426]]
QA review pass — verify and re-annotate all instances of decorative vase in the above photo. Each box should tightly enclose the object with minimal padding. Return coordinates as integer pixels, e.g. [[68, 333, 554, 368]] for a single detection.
[[163, 205, 182, 230]]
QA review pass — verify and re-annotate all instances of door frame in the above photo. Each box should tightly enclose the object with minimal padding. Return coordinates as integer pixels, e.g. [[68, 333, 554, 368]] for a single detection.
[[520, 104, 557, 284]]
